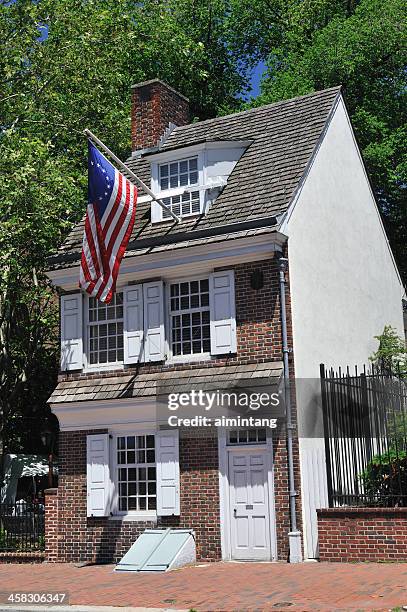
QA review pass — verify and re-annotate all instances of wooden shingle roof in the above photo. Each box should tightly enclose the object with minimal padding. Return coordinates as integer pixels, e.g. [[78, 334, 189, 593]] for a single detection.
[[48, 86, 341, 269], [50, 361, 283, 404]]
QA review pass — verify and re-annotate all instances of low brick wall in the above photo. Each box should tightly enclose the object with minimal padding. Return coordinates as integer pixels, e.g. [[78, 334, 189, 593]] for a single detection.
[[45, 488, 59, 563], [0, 552, 45, 564], [317, 507, 407, 562]]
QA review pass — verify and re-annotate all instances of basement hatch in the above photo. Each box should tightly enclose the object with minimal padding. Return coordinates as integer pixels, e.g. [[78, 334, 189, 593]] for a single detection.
[[115, 528, 196, 572]]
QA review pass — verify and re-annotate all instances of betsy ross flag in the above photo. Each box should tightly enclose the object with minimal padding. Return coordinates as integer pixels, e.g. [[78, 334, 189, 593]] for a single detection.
[[79, 141, 137, 303]]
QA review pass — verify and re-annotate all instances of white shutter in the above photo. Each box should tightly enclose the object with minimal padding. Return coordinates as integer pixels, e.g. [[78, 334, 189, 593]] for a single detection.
[[156, 430, 180, 516], [143, 280, 165, 362], [60, 293, 83, 371], [150, 166, 162, 223], [86, 433, 110, 517], [123, 285, 144, 364], [209, 270, 237, 355], [151, 200, 162, 223]]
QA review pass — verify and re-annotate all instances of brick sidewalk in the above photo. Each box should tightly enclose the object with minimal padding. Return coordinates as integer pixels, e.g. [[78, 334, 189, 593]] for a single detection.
[[1, 562, 407, 611]]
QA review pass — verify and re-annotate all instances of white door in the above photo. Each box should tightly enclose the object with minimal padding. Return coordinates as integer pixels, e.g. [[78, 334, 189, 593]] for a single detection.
[[228, 449, 271, 560]]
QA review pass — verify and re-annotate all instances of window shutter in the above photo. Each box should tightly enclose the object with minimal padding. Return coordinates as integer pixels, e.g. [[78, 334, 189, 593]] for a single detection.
[[209, 270, 237, 355], [156, 430, 180, 516], [151, 200, 162, 223], [123, 285, 144, 364], [60, 293, 83, 371], [86, 434, 110, 517], [143, 280, 165, 362]]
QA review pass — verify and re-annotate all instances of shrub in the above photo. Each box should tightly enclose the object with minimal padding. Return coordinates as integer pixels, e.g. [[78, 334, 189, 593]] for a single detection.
[[360, 449, 407, 506]]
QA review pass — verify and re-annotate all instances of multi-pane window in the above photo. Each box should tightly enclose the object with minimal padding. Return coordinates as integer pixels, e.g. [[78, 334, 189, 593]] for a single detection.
[[88, 293, 124, 365], [162, 191, 200, 219], [159, 158, 198, 190], [170, 279, 210, 356], [228, 429, 267, 445], [117, 435, 156, 512], [159, 158, 200, 219]]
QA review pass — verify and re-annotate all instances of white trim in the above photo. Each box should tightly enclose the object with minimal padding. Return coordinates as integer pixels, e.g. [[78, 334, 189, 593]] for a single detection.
[[151, 152, 205, 222], [109, 514, 158, 522], [165, 353, 211, 366], [50, 398, 158, 431], [218, 428, 229, 559], [217, 428, 277, 561], [167, 274, 211, 361], [83, 292, 125, 372], [135, 194, 153, 204], [280, 94, 340, 234], [280, 93, 403, 287], [340, 97, 403, 285], [147, 140, 252, 164], [110, 430, 157, 518], [47, 233, 285, 290]]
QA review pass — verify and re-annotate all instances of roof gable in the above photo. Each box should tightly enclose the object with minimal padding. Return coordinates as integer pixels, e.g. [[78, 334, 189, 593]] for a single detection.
[[49, 86, 341, 268]]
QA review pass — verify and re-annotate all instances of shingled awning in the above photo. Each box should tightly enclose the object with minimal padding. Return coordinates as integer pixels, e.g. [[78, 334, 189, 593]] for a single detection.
[[49, 361, 283, 404]]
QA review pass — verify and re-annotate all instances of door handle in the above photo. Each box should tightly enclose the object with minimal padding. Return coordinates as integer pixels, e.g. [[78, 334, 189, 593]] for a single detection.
[[234, 508, 237, 517]]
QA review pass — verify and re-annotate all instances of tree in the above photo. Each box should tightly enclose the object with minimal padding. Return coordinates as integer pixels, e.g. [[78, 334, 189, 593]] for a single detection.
[[369, 325, 406, 374], [0, 0, 251, 470], [247, 0, 406, 281]]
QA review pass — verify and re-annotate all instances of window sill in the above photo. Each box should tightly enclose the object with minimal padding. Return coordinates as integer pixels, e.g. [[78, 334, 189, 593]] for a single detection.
[[165, 353, 211, 366], [109, 513, 157, 523], [151, 212, 202, 225], [83, 363, 125, 374]]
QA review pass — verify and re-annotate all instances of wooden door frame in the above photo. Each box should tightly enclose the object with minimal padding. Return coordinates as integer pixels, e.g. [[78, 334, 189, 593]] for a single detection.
[[218, 428, 278, 561]]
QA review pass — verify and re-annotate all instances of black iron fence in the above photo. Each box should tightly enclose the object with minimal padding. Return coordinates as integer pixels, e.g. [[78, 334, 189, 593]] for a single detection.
[[320, 363, 407, 507], [0, 502, 45, 552]]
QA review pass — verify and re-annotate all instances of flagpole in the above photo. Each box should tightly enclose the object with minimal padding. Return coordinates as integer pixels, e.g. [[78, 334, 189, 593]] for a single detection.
[[84, 129, 180, 223]]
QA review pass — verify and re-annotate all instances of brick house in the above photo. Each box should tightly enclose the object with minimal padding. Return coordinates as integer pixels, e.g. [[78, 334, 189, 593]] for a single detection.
[[45, 79, 404, 564]]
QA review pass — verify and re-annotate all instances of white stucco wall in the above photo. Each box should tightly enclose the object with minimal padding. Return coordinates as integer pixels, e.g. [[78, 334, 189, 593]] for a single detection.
[[285, 96, 404, 380], [284, 95, 405, 559]]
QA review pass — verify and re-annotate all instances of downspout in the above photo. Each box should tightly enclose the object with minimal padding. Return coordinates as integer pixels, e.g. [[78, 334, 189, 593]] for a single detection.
[[278, 256, 302, 563]]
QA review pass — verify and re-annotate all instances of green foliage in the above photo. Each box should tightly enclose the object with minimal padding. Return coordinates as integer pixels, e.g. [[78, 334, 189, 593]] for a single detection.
[[0, 0, 405, 465], [244, 0, 407, 281], [360, 449, 407, 505], [0, 0, 250, 462], [369, 325, 407, 374], [360, 326, 407, 504]]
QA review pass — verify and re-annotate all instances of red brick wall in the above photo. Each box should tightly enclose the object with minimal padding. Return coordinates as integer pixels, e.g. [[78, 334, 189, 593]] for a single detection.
[[0, 552, 44, 564], [47, 428, 221, 563], [45, 488, 59, 562], [131, 80, 189, 151], [59, 257, 287, 384], [317, 508, 407, 562], [51, 256, 302, 563], [49, 427, 299, 563]]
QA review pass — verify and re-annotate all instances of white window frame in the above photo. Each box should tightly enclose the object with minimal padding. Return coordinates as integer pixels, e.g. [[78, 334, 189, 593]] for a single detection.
[[151, 150, 206, 222], [226, 428, 268, 446], [110, 431, 157, 520], [165, 274, 211, 363], [83, 293, 125, 372]]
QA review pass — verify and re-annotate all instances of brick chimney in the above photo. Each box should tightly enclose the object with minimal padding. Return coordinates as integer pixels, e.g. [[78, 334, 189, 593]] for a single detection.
[[131, 79, 189, 153]]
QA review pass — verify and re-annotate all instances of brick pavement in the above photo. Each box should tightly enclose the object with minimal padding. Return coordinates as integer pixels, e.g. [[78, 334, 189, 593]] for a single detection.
[[0, 561, 407, 611]]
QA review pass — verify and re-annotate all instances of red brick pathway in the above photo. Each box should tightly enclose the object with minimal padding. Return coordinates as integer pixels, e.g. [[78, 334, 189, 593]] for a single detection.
[[0, 562, 407, 611]]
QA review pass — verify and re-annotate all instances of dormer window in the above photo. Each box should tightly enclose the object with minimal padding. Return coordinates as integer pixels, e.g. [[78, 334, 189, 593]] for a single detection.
[[150, 141, 251, 223], [159, 158, 198, 190], [159, 157, 201, 219]]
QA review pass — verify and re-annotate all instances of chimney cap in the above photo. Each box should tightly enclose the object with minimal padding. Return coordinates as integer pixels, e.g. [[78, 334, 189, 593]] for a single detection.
[[131, 78, 189, 103]]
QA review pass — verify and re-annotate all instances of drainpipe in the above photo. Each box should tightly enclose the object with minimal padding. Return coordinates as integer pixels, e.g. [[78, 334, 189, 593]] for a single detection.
[[278, 256, 302, 563]]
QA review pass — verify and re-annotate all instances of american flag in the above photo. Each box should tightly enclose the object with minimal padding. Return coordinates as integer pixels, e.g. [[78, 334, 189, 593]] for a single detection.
[[79, 141, 137, 303]]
